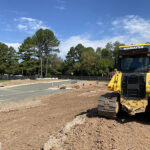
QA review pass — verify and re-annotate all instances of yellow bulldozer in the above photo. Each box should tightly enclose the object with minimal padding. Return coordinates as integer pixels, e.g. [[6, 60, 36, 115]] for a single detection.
[[98, 44, 150, 118]]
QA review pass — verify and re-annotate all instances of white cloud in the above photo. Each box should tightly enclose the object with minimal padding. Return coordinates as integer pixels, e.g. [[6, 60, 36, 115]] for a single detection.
[[17, 24, 27, 30], [112, 20, 119, 26], [55, 0, 66, 10], [20, 17, 35, 22], [55, 6, 65, 10], [97, 21, 103, 25], [57, 0, 65, 3], [59, 15, 150, 58], [15, 17, 49, 34], [58, 35, 124, 58], [5, 42, 20, 50], [111, 15, 150, 43]]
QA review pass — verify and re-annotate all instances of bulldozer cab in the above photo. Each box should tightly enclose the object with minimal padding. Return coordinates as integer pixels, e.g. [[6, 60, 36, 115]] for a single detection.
[[118, 44, 150, 73]]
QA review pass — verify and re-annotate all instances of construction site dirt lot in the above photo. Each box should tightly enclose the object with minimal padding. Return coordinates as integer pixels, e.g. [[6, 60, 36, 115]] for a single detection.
[[0, 81, 150, 150], [0, 79, 58, 87]]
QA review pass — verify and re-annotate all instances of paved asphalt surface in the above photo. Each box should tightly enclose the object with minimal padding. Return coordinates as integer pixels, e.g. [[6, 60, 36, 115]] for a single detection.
[[0, 80, 77, 102]]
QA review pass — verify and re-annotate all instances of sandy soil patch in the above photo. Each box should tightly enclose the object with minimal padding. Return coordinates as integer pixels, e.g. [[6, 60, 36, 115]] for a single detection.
[[0, 81, 106, 150], [42, 81, 150, 150], [2, 80, 150, 150], [43, 115, 85, 150], [54, 112, 150, 150], [0, 79, 59, 87]]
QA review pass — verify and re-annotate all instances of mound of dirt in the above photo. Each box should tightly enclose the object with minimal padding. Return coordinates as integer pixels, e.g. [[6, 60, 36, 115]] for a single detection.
[[43, 115, 85, 150], [57, 81, 108, 90], [46, 112, 150, 150]]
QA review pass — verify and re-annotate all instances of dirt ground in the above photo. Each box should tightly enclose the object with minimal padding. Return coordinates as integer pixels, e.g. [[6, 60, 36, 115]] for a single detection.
[[0, 79, 58, 87], [51, 113, 150, 150], [0, 81, 150, 150]]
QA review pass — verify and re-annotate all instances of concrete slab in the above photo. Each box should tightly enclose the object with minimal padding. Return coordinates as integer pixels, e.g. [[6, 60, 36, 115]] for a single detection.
[[0, 80, 77, 102]]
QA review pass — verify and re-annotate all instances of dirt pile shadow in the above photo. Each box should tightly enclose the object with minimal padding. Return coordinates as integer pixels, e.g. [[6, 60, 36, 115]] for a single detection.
[[117, 112, 150, 125], [76, 108, 98, 118], [76, 107, 150, 125]]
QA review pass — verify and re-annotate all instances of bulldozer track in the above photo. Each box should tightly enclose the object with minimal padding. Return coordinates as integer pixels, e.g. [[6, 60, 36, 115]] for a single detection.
[[98, 92, 119, 119]]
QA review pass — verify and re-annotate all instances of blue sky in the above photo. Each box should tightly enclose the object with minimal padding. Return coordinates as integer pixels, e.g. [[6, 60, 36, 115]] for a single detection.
[[1, 0, 150, 57]]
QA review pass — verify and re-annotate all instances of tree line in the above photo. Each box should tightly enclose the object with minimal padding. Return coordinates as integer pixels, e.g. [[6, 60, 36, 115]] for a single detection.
[[0, 28, 125, 77]]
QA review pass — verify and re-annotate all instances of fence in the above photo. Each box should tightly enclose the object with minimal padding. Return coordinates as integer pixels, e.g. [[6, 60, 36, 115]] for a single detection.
[[0, 74, 111, 81], [0, 75, 37, 80]]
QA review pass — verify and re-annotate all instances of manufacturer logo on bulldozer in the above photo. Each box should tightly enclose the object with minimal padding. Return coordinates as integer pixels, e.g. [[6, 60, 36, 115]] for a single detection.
[[122, 46, 144, 50]]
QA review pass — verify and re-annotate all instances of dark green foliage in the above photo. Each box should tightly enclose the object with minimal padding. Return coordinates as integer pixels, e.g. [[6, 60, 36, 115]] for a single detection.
[[6, 46, 20, 75], [0, 43, 19, 75], [18, 37, 39, 75], [101, 48, 112, 58], [64, 44, 85, 75], [96, 47, 102, 58], [19, 28, 60, 77], [95, 58, 114, 76], [0, 27, 125, 77], [48, 54, 63, 75], [63, 41, 124, 76], [32, 29, 60, 77], [80, 47, 97, 75]]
